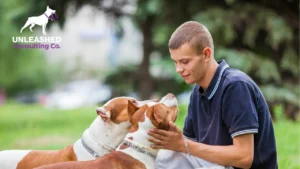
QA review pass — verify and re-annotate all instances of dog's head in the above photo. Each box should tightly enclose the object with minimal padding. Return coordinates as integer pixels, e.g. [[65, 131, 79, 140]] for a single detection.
[[96, 97, 157, 125], [127, 93, 178, 132], [89, 97, 157, 150], [46, 6, 58, 21]]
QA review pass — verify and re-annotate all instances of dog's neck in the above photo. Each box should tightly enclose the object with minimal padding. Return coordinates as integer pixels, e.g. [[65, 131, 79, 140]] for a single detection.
[[43, 10, 53, 20], [80, 117, 131, 157], [116, 115, 159, 169]]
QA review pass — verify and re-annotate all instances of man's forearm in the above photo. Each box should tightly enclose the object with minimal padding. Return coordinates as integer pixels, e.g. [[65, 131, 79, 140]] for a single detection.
[[184, 139, 252, 169]]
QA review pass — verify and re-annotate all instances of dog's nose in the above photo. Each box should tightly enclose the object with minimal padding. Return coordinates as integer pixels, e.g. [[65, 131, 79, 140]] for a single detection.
[[151, 99, 159, 102], [167, 93, 175, 98]]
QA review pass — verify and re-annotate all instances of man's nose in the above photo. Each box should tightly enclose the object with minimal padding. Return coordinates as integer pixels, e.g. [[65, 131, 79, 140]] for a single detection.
[[176, 65, 183, 73]]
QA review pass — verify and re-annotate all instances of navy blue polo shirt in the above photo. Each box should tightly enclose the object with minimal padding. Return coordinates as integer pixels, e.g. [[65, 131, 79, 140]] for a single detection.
[[183, 60, 277, 169]]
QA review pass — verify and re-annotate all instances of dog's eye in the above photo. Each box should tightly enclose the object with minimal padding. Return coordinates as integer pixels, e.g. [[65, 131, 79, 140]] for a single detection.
[[131, 100, 136, 104]]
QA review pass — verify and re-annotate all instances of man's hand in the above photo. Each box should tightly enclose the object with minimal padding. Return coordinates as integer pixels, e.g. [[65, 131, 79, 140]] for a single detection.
[[147, 121, 185, 152]]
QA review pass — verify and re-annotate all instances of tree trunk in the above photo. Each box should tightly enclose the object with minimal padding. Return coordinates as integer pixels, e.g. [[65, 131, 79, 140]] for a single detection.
[[137, 15, 155, 100]]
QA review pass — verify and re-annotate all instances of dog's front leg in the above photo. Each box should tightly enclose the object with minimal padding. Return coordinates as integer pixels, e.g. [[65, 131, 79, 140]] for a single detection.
[[42, 24, 47, 35]]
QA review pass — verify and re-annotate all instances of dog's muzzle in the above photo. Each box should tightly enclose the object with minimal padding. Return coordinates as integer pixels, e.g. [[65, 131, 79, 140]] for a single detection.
[[49, 13, 58, 21], [44, 13, 58, 21]]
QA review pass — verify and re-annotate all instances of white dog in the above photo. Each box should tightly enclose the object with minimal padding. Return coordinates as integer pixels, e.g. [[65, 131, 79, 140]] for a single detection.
[[20, 6, 58, 35]]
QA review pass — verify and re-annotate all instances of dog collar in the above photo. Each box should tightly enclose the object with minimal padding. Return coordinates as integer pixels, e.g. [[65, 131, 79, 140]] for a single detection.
[[43, 13, 49, 19], [81, 138, 115, 158], [121, 139, 156, 159], [81, 138, 100, 158]]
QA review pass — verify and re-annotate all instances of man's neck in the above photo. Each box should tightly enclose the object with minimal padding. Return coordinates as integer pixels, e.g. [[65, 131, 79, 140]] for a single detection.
[[198, 59, 219, 90]]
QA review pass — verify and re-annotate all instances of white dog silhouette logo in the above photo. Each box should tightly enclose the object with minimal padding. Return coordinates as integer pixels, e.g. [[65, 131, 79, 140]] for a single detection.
[[20, 6, 58, 36]]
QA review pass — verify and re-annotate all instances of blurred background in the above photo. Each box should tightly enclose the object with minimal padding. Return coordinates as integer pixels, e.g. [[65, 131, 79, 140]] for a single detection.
[[0, 0, 299, 168]]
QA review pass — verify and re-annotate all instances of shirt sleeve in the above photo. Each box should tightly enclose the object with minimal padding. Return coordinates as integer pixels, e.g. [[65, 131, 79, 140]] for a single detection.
[[222, 81, 259, 138]]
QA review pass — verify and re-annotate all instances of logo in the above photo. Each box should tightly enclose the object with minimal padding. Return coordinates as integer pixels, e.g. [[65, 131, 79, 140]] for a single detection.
[[13, 6, 61, 50], [20, 6, 58, 35]]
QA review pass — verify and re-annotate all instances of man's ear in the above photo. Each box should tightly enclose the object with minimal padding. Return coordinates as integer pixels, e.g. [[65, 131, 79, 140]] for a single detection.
[[202, 47, 212, 62], [128, 100, 139, 119]]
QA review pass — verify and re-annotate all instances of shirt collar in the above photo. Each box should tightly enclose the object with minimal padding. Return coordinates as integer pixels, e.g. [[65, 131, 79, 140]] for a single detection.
[[198, 60, 229, 100]]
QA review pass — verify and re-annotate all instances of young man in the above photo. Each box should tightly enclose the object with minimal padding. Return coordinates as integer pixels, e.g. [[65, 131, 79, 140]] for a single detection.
[[148, 21, 277, 169]]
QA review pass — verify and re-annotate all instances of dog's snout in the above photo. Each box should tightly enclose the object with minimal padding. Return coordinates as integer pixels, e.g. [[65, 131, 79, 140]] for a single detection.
[[96, 107, 106, 116], [167, 93, 175, 98], [151, 99, 159, 102], [96, 109, 103, 115]]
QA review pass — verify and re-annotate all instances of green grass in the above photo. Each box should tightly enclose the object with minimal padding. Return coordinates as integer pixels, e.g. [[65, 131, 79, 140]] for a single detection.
[[0, 103, 299, 168]]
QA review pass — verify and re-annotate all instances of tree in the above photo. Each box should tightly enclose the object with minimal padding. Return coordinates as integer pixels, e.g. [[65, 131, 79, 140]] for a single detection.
[[15, 0, 299, 120]]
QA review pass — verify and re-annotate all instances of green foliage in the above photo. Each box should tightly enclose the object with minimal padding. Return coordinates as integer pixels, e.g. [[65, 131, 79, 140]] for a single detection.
[[261, 85, 299, 107], [0, 1, 52, 96], [273, 104, 286, 120], [193, 7, 237, 46], [153, 25, 172, 47], [281, 47, 299, 76], [192, 2, 299, 114], [104, 61, 192, 97], [215, 48, 255, 73], [0, 102, 95, 149], [3, 0, 298, 119], [104, 65, 139, 97], [134, 0, 162, 23], [274, 120, 300, 169]]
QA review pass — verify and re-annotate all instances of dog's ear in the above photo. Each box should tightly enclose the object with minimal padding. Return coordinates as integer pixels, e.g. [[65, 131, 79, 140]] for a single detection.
[[47, 6, 49, 9], [168, 106, 178, 123], [151, 104, 178, 130], [152, 104, 166, 123], [127, 100, 139, 120], [96, 107, 111, 123], [151, 104, 169, 130]]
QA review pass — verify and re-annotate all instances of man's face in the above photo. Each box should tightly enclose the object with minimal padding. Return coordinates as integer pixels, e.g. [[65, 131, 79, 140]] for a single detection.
[[170, 43, 208, 85]]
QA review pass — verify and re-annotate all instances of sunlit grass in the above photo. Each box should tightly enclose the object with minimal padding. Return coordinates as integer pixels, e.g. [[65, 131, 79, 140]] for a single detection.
[[0, 103, 299, 168]]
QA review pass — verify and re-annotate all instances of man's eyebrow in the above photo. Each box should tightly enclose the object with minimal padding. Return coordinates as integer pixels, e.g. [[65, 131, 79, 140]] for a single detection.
[[171, 58, 190, 62], [179, 58, 190, 62]]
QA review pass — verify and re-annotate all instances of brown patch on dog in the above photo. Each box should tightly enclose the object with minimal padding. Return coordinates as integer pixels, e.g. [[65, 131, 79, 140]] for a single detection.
[[127, 101, 148, 132], [34, 151, 146, 169], [118, 136, 133, 150], [98, 97, 139, 124], [128, 137, 133, 140], [118, 143, 129, 150], [147, 103, 178, 130], [16, 144, 77, 169], [119, 136, 135, 150]]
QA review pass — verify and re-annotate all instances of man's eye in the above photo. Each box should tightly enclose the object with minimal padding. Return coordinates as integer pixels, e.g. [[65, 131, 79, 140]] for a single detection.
[[182, 60, 189, 64]]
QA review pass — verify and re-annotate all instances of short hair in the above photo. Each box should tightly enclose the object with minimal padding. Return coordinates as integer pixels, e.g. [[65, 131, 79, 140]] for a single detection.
[[168, 21, 214, 55]]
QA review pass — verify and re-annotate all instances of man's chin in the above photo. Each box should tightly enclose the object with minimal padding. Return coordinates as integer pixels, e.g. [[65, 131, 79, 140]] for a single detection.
[[184, 79, 195, 85]]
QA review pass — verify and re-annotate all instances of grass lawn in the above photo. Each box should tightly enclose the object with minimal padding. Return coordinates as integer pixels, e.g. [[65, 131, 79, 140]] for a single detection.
[[0, 103, 299, 168]]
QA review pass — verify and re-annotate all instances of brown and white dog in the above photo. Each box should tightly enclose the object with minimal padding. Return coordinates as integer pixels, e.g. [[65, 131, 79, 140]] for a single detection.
[[33, 93, 178, 169], [0, 97, 156, 169]]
